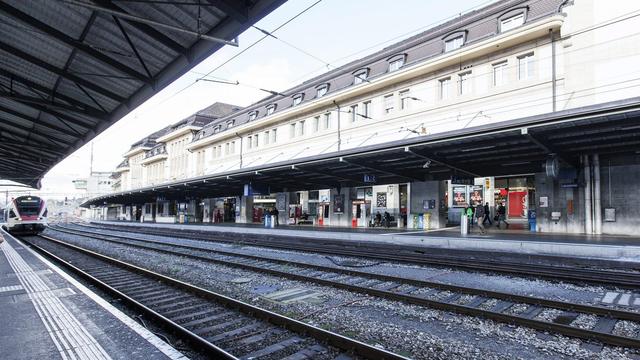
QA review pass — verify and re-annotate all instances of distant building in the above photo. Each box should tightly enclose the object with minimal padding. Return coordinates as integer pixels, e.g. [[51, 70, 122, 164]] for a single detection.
[[72, 171, 114, 197]]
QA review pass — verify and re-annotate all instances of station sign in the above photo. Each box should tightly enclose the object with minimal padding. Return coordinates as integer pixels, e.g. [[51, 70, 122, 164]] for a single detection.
[[450, 175, 474, 185], [363, 174, 376, 183]]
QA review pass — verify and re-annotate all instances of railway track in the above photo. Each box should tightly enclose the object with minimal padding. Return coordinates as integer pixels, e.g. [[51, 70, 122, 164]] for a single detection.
[[48, 224, 640, 350], [76, 222, 640, 288], [20, 233, 405, 360]]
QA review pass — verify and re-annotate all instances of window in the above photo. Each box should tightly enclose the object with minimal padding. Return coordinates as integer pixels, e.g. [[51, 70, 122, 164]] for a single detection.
[[225, 142, 230, 154], [458, 72, 471, 95], [350, 104, 358, 122], [290, 123, 296, 138], [247, 136, 252, 149], [518, 53, 534, 80], [445, 35, 464, 52], [399, 90, 411, 110], [292, 94, 304, 106], [353, 69, 369, 84], [493, 61, 508, 86], [266, 104, 276, 115], [230, 141, 235, 154], [227, 120, 235, 128], [313, 116, 320, 132], [363, 101, 371, 118], [323, 112, 331, 129], [388, 59, 404, 72], [217, 145, 222, 158], [316, 84, 329, 98], [253, 134, 259, 148], [271, 129, 277, 143], [249, 111, 258, 121], [383, 94, 394, 114], [298, 120, 305, 136], [264, 131, 270, 145], [440, 77, 451, 100], [500, 13, 524, 32]]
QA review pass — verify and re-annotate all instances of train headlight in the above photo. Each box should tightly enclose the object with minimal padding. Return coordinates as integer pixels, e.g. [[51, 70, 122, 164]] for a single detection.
[[17, 217, 22, 221]]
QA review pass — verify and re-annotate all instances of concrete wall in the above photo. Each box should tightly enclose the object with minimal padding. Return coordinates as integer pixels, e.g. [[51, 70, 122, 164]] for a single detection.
[[535, 172, 585, 234], [408, 181, 446, 229], [599, 161, 640, 235]]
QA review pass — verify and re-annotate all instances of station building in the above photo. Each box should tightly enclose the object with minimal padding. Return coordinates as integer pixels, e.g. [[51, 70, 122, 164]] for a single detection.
[[86, 0, 640, 236]]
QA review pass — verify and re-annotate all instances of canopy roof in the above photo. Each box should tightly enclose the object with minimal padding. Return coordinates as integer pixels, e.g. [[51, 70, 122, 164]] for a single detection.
[[0, 0, 285, 188], [83, 97, 640, 207]]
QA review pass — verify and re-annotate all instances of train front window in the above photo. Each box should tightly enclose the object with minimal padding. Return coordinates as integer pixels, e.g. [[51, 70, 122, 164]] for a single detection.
[[17, 205, 40, 215]]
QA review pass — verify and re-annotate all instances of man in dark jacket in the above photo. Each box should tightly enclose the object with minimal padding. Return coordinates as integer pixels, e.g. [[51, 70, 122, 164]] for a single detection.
[[475, 202, 486, 234], [482, 202, 492, 226], [496, 202, 509, 229]]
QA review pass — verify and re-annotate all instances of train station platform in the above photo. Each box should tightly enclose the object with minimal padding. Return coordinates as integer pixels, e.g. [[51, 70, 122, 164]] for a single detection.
[[0, 230, 186, 360], [91, 221, 640, 262]]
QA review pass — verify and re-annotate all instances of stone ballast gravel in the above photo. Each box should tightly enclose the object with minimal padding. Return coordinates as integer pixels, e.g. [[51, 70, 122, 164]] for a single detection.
[[42, 228, 640, 360], [61, 224, 636, 314]]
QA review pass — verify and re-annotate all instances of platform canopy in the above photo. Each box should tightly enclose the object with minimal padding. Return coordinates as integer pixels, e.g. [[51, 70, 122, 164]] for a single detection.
[[84, 97, 640, 207], [0, 0, 285, 188]]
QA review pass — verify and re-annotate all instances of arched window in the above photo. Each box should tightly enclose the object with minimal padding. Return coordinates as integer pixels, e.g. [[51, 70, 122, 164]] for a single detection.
[[498, 7, 528, 33], [316, 83, 330, 98], [442, 30, 467, 52], [248, 111, 258, 121], [353, 67, 370, 84], [266, 104, 277, 115], [292, 93, 304, 106], [387, 54, 406, 72]]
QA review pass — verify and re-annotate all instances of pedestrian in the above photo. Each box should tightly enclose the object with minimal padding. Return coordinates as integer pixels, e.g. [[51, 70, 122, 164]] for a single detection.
[[496, 202, 509, 229], [465, 204, 474, 228], [483, 202, 493, 226], [475, 202, 486, 234], [272, 207, 279, 226]]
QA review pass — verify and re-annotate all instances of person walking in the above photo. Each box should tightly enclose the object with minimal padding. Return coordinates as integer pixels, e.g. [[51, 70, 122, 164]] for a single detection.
[[496, 202, 509, 229], [475, 202, 486, 234], [272, 207, 279, 226], [482, 202, 493, 226], [465, 204, 474, 228]]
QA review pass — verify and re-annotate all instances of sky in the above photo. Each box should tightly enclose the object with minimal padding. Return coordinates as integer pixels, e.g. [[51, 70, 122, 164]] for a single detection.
[[1, 0, 497, 202]]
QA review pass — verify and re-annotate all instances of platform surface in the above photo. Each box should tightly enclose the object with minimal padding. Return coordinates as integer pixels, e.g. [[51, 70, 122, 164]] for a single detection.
[[0, 230, 187, 360], [93, 220, 640, 262]]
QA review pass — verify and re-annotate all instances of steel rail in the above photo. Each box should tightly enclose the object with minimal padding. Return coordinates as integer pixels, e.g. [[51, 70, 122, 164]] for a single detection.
[[49, 225, 640, 349], [77, 222, 640, 288], [23, 234, 407, 360]]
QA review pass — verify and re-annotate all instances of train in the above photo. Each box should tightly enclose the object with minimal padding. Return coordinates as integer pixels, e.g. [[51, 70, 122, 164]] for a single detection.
[[2, 196, 48, 234]]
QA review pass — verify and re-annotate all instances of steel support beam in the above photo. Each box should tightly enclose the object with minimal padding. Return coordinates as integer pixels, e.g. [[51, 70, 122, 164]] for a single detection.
[[0, 2, 150, 83], [0, 91, 107, 119], [405, 147, 480, 178], [0, 41, 125, 102], [0, 105, 81, 138], [341, 158, 424, 182]]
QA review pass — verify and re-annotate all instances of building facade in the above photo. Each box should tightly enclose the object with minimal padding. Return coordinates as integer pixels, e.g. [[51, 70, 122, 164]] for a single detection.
[[94, 0, 640, 235]]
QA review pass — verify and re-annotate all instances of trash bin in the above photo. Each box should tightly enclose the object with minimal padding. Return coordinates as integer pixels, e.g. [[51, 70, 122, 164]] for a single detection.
[[528, 210, 537, 232], [264, 214, 271, 228], [460, 212, 468, 235], [423, 212, 431, 230], [270, 215, 276, 228]]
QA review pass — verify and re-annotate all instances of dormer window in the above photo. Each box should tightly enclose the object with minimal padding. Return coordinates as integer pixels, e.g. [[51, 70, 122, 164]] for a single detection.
[[387, 54, 406, 72], [227, 120, 235, 128], [445, 35, 464, 52], [316, 84, 329, 98], [500, 13, 525, 32], [353, 68, 369, 84], [266, 104, 277, 115], [249, 111, 258, 121], [292, 93, 304, 106]]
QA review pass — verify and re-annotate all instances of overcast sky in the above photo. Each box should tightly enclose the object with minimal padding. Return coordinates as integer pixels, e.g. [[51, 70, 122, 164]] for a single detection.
[[1, 0, 496, 201]]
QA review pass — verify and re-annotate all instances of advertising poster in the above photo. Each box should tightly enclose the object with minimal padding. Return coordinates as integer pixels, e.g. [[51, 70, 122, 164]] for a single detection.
[[333, 194, 345, 213], [376, 192, 387, 207], [453, 186, 467, 207], [470, 185, 483, 205]]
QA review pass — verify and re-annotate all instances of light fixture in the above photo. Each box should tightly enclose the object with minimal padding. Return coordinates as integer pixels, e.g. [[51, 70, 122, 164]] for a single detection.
[[460, 145, 496, 152], [422, 160, 432, 168]]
